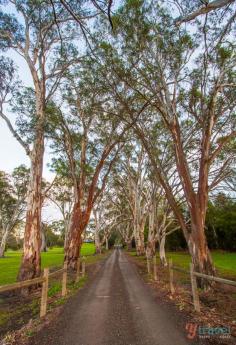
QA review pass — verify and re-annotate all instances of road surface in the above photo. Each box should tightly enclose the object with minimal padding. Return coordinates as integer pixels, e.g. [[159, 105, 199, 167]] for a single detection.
[[30, 249, 192, 345]]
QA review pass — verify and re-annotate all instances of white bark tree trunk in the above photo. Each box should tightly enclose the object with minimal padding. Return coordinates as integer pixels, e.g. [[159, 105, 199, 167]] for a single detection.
[[95, 229, 102, 254], [126, 239, 132, 251], [40, 227, 47, 252], [63, 213, 72, 251], [0, 208, 22, 258], [105, 237, 109, 250], [0, 229, 9, 258], [135, 227, 145, 256], [159, 235, 167, 266], [146, 202, 156, 258], [18, 99, 45, 281]]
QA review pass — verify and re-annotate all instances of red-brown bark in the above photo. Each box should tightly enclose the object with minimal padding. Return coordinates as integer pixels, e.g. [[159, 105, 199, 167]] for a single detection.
[[64, 202, 89, 269], [63, 137, 120, 268], [135, 124, 214, 283]]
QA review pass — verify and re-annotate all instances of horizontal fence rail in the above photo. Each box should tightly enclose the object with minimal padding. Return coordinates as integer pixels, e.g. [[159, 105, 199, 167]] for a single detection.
[[0, 256, 86, 318], [192, 271, 236, 287], [171, 265, 236, 287], [146, 255, 236, 313], [172, 266, 188, 274], [0, 276, 45, 293], [49, 268, 66, 278]]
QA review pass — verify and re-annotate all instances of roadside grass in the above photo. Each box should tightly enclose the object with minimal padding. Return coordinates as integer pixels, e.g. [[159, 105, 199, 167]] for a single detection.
[[0, 274, 89, 338], [0, 243, 96, 285], [0, 247, 109, 339], [166, 251, 236, 278], [129, 250, 236, 279], [129, 249, 236, 325]]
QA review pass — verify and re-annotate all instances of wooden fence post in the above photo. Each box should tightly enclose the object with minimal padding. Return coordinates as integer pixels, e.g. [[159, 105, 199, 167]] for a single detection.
[[40, 268, 49, 318], [153, 255, 158, 281], [76, 257, 80, 283], [169, 258, 175, 294], [147, 257, 151, 274], [82, 257, 86, 277], [62, 262, 67, 297], [190, 263, 200, 312]]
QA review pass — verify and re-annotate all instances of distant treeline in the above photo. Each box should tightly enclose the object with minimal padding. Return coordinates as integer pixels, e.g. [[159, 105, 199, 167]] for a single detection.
[[166, 193, 236, 252]]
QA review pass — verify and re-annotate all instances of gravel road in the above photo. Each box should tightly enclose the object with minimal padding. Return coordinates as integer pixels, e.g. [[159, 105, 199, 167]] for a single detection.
[[30, 249, 193, 345]]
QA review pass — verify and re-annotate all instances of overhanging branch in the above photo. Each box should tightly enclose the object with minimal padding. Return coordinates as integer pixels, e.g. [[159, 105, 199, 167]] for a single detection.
[[175, 0, 235, 25]]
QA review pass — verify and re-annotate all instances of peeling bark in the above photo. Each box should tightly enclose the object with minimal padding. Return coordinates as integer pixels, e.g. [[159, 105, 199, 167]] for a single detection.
[[0, 233, 7, 258], [0, 226, 11, 258], [18, 99, 45, 281], [187, 210, 215, 285], [95, 231, 102, 254], [159, 235, 167, 266], [64, 202, 87, 269], [105, 237, 109, 250], [135, 229, 145, 256], [136, 124, 215, 286], [94, 207, 103, 254], [146, 202, 156, 259], [40, 226, 47, 252], [146, 240, 155, 259], [126, 239, 133, 251]]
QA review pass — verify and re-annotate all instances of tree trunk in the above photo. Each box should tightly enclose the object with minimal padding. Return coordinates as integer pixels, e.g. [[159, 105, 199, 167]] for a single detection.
[[126, 239, 132, 251], [137, 118, 215, 287], [188, 229, 214, 275], [0, 228, 10, 258], [187, 209, 215, 287], [147, 201, 156, 259], [64, 219, 70, 251], [64, 203, 89, 269], [0, 245, 5, 258], [170, 121, 215, 285], [65, 232, 82, 270], [65, 220, 83, 270], [135, 231, 145, 256], [146, 239, 155, 259], [40, 227, 47, 252], [18, 126, 44, 281], [159, 235, 167, 266], [105, 237, 109, 250], [95, 230, 102, 254]]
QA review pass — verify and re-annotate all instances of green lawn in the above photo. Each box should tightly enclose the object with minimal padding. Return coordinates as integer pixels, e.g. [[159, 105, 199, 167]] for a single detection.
[[166, 251, 236, 278], [130, 250, 236, 279], [0, 243, 95, 285]]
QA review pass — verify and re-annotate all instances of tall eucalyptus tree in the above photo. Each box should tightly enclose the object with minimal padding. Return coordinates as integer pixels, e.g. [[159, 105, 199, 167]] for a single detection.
[[90, 0, 236, 282], [0, 166, 29, 257], [48, 64, 136, 268], [0, 0, 80, 280]]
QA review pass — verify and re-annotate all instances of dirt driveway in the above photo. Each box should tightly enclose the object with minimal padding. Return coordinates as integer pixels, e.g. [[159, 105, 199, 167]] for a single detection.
[[29, 249, 197, 345]]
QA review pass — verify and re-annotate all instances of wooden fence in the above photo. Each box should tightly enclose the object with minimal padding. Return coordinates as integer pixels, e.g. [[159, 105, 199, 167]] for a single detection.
[[0, 257, 86, 318], [147, 257, 236, 313]]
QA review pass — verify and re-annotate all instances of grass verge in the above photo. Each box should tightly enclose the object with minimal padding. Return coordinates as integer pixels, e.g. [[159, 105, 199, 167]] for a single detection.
[[129, 250, 236, 279], [0, 243, 96, 285], [0, 248, 110, 343]]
